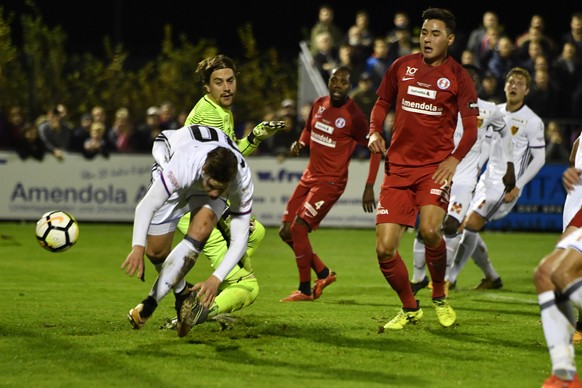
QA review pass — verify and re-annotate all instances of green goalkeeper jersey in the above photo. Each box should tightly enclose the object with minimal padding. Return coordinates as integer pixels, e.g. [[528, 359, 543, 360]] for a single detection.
[[185, 95, 257, 156]]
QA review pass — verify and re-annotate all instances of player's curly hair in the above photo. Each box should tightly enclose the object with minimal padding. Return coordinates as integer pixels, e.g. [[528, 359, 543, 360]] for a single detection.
[[205, 146, 238, 184], [195, 55, 238, 86]]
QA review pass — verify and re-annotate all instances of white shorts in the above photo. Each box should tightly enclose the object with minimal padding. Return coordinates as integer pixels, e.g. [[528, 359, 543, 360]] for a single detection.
[[147, 195, 228, 236], [557, 227, 582, 251], [447, 183, 475, 223], [469, 177, 518, 222]]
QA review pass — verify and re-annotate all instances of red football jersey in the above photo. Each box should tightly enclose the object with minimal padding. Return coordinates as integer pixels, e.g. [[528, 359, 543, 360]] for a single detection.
[[375, 52, 478, 167], [298, 96, 369, 185]]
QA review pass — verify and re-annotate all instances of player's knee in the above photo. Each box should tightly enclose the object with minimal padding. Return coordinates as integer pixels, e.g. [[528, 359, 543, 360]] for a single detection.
[[443, 217, 460, 237], [290, 219, 309, 239], [280, 220, 305, 242], [278, 224, 290, 242], [375, 242, 397, 262], [533, 260, 550, 288], [145, 247, 169, 264], [418, 225, 440, 244]]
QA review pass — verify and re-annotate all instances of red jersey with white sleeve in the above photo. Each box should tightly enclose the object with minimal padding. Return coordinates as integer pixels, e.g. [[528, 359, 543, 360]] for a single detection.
[[370, 53, 478, 167], [298, 95, 369, 186]]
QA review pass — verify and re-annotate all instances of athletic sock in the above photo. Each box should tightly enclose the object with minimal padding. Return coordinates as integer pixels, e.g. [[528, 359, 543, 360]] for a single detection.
[[378, 252, 416, 309], [412, 237, 427, 283], [449, 228, 479, 284], [471, 234, 499, 280]]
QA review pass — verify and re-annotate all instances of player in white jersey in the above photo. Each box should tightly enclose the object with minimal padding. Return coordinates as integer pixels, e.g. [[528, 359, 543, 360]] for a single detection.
[[534, 204, 582, 386], [121, 124, 254, 337], [410, 64, 515, 294], [448, 67, 545, 289], [535, 135, 582, 364]]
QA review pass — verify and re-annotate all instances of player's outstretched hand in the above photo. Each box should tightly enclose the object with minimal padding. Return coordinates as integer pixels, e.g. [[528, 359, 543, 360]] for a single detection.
[[121, 246, 146, 281], [367, 132, 386, 156], [252, 121, 286, 141], [192, 275, 221, 308]]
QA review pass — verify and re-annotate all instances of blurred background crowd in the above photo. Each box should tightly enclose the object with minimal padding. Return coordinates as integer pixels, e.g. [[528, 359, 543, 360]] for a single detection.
[[1, 4, 581, 164]]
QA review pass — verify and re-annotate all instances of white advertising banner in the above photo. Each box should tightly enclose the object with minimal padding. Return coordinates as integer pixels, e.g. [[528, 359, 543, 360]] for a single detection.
[[0, 151, 152, 222], [0, 151, 380, 228]]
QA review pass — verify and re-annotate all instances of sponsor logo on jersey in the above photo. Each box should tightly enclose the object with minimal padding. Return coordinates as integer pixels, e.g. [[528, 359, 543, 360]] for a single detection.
[[407, 86, 436, 99], [437, 77, 451, 90], [311, 132, 336, 148], [315, 121, 334, 134], [304, 202, 318, 217], [401, 98, 442, 116]]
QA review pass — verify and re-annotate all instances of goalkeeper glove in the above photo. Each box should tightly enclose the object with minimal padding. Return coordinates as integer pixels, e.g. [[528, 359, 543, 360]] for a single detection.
[[248, 121, 286, 144]]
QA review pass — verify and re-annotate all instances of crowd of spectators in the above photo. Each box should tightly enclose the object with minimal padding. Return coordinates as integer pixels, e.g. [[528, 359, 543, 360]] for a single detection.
[[0, 98, 302, 162], [1, 7, 582, 164], [306, 6, 582, 163]]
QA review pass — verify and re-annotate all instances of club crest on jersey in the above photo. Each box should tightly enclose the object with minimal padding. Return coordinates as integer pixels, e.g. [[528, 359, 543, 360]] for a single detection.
[[437, 78, 451, 90], [450, 202, 462, 215], [511, 126, 519, 135], [335, 117, 346, 128]]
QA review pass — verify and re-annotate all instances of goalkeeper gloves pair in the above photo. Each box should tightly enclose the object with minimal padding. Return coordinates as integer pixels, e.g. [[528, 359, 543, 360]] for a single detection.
[[247, 121, 286, 145]]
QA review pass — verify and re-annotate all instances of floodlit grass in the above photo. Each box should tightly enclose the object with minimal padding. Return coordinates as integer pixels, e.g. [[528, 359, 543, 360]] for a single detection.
[[0, 222, 566, 387]]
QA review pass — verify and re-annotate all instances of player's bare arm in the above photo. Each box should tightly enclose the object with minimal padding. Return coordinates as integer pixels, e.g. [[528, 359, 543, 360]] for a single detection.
[[563, 167, 582, 193]]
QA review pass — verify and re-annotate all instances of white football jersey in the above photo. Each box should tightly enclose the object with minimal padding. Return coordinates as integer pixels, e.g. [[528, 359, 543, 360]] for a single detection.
[[448, 99, 508, 222], [483, 103, 545, 182], [452, 98, 506, 187], [157, 125, 253, 216]]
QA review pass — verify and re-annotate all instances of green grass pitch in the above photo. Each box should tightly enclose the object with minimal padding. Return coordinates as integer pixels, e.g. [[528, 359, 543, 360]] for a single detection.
[[0, 222, 567, 387]]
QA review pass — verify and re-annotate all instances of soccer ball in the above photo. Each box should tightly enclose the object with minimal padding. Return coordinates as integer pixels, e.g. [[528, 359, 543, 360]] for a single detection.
[[35, 210, 79, 252]]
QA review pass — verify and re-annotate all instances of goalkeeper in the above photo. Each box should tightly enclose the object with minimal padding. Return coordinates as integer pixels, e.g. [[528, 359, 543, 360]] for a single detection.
[[162, 54, 284, 327]]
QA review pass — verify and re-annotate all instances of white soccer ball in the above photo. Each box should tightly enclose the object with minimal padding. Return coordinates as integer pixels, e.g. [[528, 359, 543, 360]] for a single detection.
[[35, 210, 79, 252]]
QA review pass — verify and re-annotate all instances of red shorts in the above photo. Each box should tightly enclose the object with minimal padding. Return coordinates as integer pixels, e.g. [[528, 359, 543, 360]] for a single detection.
[[281, 181, 345, 230], [376, 165, 450, 227]]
